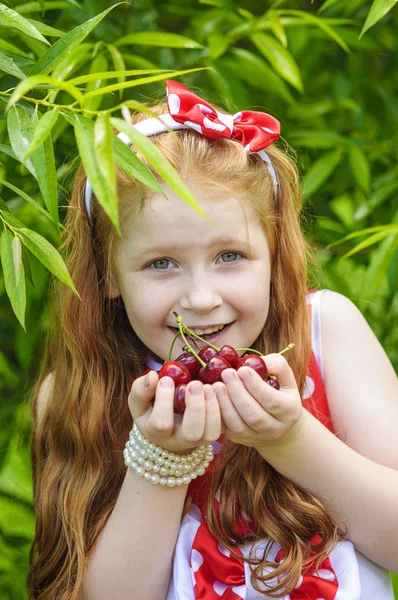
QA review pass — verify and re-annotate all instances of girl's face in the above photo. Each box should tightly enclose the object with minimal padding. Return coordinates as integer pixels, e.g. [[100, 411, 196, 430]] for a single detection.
[[108, 184, 272, 362]]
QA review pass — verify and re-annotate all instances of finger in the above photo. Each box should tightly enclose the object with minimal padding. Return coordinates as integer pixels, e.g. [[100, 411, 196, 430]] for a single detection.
[[128, 370, 158, 420], [221, 369, 278, 431], [202, 385, 222, 443], [262, 353, 297, 390], [213, 381, 249, 436], [146, 376, 175, 437], [237, 366, 286, 418], [180, 380, 206, 444]]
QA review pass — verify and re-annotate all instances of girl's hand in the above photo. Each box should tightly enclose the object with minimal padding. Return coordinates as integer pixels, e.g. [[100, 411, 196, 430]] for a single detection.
[[213, 353, 304, 450], [128, 370, 222, 455]]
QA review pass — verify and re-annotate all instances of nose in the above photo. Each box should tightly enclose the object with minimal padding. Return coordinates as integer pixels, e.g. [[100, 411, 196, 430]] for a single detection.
[[179, 273, 223, 314]]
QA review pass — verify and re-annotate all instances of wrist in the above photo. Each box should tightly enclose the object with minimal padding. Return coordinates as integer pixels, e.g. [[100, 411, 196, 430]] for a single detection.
[[255, 408, 310, 457]]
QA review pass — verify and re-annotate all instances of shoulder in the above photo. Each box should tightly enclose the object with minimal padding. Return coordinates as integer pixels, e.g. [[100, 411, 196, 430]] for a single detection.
[[36, 372, 54, 429], [319, 290, 398, 468]]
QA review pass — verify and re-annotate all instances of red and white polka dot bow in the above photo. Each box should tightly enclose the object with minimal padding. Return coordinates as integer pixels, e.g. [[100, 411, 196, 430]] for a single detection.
[[165, 80, 280, 153]]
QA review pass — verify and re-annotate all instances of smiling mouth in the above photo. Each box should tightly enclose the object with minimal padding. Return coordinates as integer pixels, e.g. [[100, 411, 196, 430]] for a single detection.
[[168, 322, 234, 343]]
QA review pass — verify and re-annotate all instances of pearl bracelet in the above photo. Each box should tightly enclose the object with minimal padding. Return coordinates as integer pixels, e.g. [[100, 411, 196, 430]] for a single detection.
[[123, 423, 214, 487]]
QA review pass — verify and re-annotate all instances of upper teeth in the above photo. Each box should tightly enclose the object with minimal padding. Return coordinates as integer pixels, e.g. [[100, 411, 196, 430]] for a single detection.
[[191, 324, 225, 335]]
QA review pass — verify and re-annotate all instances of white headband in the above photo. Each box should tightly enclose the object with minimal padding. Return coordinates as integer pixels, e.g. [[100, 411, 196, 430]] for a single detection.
[[84, 114, 279, 225]]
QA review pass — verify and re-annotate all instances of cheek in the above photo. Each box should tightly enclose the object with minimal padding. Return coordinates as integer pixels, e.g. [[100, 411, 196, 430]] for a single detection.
[[121, 277, 174, 328]]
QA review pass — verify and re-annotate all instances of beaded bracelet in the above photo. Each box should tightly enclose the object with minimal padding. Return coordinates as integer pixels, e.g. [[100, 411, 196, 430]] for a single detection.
[[123, 423, 214, 487]]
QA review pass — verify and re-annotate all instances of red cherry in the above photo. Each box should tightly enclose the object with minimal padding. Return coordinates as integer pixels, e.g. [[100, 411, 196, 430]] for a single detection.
[[198, 356, 231, 384], [175, 352, 201, 378], [266, 376, 280, 390], [198, 345, 217, 364], [174, 384, 187, 414], [236, 354, 268, 380], [216, 344, 239, 368], [158, 361, 191, 386]]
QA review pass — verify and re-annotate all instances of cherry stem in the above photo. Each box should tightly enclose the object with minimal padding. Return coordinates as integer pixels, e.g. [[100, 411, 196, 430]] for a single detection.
[[279, 343, 295, 355], [172, 311, 221, 351], [168, 330, 181, 362], [236, 343, 295, 357], [172, 312, 206, 367]]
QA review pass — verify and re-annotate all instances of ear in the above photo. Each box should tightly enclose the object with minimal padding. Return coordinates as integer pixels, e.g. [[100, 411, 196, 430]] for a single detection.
[[104, 270, 121, 299]]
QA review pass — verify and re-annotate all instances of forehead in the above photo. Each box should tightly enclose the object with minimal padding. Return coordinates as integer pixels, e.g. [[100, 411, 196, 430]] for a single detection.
[[119, 185, 264, 252]]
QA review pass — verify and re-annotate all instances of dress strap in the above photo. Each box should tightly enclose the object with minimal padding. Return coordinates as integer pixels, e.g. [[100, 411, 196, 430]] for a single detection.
[[307, 289, 328, 382]]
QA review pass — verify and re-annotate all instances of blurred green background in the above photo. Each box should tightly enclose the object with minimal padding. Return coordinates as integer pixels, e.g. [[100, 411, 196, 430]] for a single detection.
[[0, 0, 397, 597]]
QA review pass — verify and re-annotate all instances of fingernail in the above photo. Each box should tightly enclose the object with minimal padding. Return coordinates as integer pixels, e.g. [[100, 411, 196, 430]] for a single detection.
[[144, 373, 150, 387], [189, 381, 202, 395], [160, 376, 173, 388], [222, 370, 236, 384]]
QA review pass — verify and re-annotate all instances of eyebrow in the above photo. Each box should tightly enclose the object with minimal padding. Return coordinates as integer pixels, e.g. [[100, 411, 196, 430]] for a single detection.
[[134, 235, 250, 259]]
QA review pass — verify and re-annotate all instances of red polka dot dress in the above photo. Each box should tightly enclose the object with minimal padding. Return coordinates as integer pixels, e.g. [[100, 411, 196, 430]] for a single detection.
[[146, 290, 394, 600]]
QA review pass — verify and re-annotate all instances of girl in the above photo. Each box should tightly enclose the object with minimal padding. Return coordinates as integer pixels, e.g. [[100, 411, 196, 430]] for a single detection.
[[28, 80, 398, 600]]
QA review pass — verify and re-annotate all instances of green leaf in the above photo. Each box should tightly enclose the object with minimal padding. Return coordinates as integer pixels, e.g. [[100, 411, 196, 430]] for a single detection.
[[360, 0, 398, 38], [279, 9, 350, 52], [0, 2, 50, 45], [26, 17, 65, 37], [110, 117, 210, 221], [0, 229, 26, 330], [29, 110, 59, 228], [28, 3, 122, 76], [6, 105, 37, 178], [342, 230, 394, 259], [0, 495, 35, 538], [6, 75, 84, 111], [349, 146, 370, 190], [317, 0, 345, 14], [94, 112, 117, 215], [16, 0, 81, 13], [107, 43, 126, 101], [360, 217, 398, 304], [329, 194, 355, 229], [0, 38, 31, 58], [0, 180, 64, 226], [0, 50, 26, 79], [251, 32, 303, 91], [302, 151, 342, 199], [353, 181, 398, 221], [71, 113, 120, 235], [115, 31, 204, 49], [68, 68, 169, 86], [268, 11, 287, 47], [289, 130, 347, 148], [83, 67, 208, 101], [229, 48, 295, 105], [23, 107, 59, 160], [17, 227, 80, 296], [326, 224, 398, 249], [83, 52, 109, 112]]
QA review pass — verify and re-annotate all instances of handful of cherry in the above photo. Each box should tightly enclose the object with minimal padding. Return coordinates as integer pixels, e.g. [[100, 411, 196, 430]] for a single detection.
[[149, 312, 294, 414]]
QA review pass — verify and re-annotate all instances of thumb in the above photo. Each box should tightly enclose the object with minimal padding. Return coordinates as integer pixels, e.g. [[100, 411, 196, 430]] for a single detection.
[[128, 370, 159, 420], [262, 353, 298, 390]]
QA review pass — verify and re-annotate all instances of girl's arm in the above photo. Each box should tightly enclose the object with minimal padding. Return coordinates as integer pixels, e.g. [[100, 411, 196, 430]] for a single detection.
[[81, 468, 188, 600], [256, 291, 398, 572]]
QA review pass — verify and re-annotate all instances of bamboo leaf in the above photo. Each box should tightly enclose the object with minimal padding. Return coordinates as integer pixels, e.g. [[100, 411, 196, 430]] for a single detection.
[[6, 75, 84, 111], [25, 17, 64, 37], [360, 0, 398, 38], [302, 151, 342, 199], [342, 230, 394, 259], [251, 32, 303, 91], [0, 50, 26, 79], [23, 107, 59, 160], [18, 227, 80, 296], [28, 3, 123, 76], [68, 68, 169, 86], [317, 0, 345, 14], [94, 112, 117, 215], [0, 229, 26, 330], [326, 224, 398, 249], [279, 9, 350, 52], [110, 117, 210, 221], [107, 44, 126, 101], [115, 31, 204, 49], [0, 3, 50, 45], [268, 11, 287, 47], [83, 67, 208, 101], [349, 146, 370, 190], [6, 105, 37, 178], [71, 113, 120, 235], [16, 0, 81, 13], [0, 180, 64, 226]]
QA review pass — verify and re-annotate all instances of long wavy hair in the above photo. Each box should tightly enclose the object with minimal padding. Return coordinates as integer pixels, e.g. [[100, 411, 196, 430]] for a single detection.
[[27, 99, 345, 600]]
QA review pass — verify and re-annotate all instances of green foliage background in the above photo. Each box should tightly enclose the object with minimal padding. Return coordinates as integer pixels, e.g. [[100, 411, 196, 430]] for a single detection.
[[0, 0, 397, 597]]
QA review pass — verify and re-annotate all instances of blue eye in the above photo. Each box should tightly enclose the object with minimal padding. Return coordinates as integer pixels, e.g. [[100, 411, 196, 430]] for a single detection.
[[219, 251, 242, 263], [150, 259, 172, 270]]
